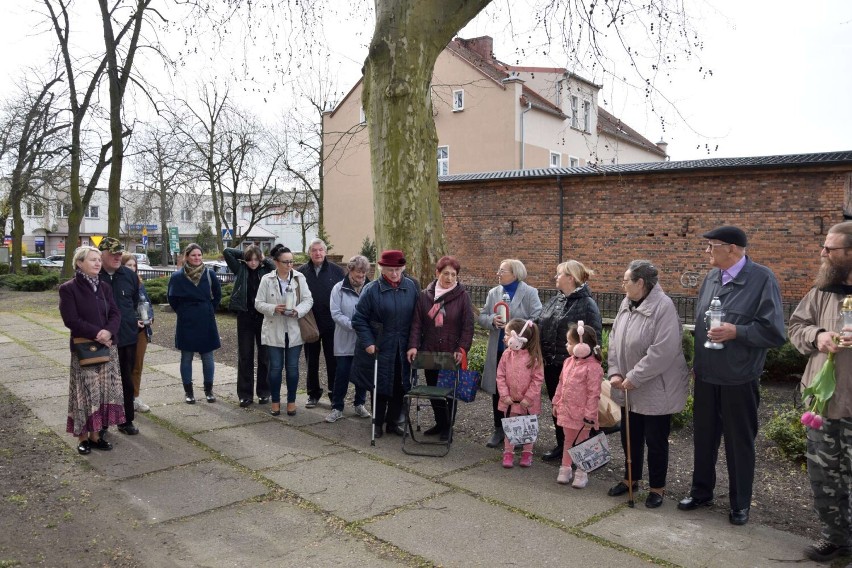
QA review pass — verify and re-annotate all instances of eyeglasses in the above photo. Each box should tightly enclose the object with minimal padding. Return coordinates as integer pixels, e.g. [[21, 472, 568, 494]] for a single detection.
[[621, 279, 632, 287], [276, 259, 295, 265], [497, 269, 512, 275], [822, 245, 852, 252], [706, 242, 731, 249]]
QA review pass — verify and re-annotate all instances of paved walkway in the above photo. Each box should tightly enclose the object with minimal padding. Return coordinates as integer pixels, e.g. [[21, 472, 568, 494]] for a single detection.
[[0, 311, 826, 567]]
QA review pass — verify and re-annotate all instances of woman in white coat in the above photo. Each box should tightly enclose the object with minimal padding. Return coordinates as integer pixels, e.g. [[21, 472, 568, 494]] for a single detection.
[[255, 244, 314, 416], [476, 259, 542, 448]]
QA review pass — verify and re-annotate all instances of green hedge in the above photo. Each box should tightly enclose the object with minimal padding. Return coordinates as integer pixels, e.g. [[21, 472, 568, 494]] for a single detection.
[[0, 271, 60, 291], [765, 406, 807, 462], [142, 277, 233, 312], [763, 341, 808, 381]]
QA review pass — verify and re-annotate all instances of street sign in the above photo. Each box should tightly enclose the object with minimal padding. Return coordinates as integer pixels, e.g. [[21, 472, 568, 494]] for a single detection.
[[142, 226, 148, 237], [142, 235, 148, 247], [169, 226, 180, 253], [222, 228, 233, 241], [91, 235, 103, 248]]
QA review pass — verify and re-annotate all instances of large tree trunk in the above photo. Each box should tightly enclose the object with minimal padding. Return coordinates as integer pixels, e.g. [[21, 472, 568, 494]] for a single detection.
[[362, 0, 490, 284]]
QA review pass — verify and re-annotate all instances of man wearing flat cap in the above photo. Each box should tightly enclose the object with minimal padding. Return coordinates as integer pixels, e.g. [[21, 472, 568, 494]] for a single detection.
[[678, 225, 785, 526], [98, 237, 142, 436]]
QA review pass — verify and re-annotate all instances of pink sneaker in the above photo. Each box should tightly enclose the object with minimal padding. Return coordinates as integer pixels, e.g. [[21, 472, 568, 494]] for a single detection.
[[572, 468, 588, 488], [557, 466, 573, 484], [502, 451, 514, 468], [519, 451, 533, 468]]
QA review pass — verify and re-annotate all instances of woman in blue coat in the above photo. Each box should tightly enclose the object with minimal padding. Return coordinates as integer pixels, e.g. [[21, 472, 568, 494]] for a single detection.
[[351, 250, 419, 439], [168, 243, 221, 404]]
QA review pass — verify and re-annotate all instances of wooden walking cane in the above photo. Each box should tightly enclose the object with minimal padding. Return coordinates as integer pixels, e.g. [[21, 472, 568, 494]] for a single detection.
[[625, 388, 634, 508]]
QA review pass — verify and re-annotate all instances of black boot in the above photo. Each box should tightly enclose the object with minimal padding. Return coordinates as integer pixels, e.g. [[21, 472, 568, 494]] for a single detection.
[[204, 386, 216, 403], [485, 426, 504, 448], [184, 385, 196, 404]]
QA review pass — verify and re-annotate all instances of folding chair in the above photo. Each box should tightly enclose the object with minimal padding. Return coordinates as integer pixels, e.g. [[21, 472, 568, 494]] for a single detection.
[[402, 351, 459, 457]]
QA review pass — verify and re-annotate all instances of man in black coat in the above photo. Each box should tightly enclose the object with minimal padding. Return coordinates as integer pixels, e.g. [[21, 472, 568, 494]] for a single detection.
[[298, 239, 345, 407], [98, 237, 141, 435]]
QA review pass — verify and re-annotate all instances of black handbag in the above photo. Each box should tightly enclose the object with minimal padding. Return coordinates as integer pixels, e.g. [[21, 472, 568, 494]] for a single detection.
[[73, 338, 110, 366]]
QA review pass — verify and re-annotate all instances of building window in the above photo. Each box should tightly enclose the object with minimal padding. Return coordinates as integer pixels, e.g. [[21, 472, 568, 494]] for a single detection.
[[203, 210, 214, 223], [359, 107, 366, 125], [583, 100, 591, 132], [241, 206, 251, 221], [180, 209, 192, 222], [118, 206, 124, 219], [549, 152, 561, 168], [437, 146, 449, 176], [25, 202, 44, 217], [84, 205, 98, 218], [452, 89, 464, 112], [569, 156, 580, 168], [570, 96, 579, 129], [58, 203, 70, 218]]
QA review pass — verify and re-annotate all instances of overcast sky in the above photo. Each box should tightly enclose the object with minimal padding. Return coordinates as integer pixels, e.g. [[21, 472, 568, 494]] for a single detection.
[[2, 0, 850, 162]]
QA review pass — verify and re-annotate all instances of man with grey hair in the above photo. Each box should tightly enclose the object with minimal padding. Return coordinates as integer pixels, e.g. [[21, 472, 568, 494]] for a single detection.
[[788, 221, 852, 562], [678, 225, 785, 526], [298, 238, 345, 407]]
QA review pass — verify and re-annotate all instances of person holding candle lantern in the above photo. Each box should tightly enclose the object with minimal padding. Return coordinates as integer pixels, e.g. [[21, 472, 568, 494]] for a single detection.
[[678, 225, 785, 526], [788, 221, 852, 562], [476, 259, 542, 448], [255, 244, 313, 416]]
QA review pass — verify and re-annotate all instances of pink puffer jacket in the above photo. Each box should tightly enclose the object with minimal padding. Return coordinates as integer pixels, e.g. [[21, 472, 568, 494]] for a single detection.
[[496, 349, 544, 415], [553, 355, 603, 430]]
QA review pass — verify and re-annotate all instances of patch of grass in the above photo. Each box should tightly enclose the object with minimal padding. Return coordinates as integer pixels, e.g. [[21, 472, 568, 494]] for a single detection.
[[671, 394, 694, 430], [6, 494, 27, 506], [0, 560, 23, 567]]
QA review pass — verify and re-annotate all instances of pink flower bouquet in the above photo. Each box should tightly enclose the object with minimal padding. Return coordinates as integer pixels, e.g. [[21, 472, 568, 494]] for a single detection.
[[800, 352, 835, 430]]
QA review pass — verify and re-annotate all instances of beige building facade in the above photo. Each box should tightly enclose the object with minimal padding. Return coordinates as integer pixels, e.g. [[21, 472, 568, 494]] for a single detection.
[[323, 36, 667, 259]]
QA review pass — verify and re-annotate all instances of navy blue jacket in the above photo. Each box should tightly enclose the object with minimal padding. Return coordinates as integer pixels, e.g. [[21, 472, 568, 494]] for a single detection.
[[99, 265, 139, 347], [350, 275, 419, 396], [168, 267, 222, 353]]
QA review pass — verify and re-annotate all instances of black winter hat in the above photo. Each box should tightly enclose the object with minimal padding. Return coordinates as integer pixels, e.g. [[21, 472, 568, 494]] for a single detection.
[[703, 225, 747, 248]]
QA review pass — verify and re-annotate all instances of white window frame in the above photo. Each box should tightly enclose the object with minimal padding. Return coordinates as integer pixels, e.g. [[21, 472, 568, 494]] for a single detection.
[[25, 202, 44, 217], [569, 156, 580, 168], [84, 205, 98, 219], [583, 99, 592, 132], [452, 89, 464, 112], [437, 145, 449, 176], [570, 95, 579, 129], [359, 107, 366, 125], [57, 203, 70, 218], [203, 210, 214, 223], [180, 209, 192, 222], [549, 151, 562, 168]]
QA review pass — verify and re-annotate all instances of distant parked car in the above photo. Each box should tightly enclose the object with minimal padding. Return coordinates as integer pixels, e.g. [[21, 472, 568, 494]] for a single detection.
[[46, 255, 65, 262], [21, 257, 61, 269], [203, 260, 231, 274], [133, 253, 151, 265]]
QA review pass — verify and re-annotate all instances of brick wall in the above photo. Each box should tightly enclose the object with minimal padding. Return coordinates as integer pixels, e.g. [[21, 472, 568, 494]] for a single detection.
[[440, 166, 851, 302]]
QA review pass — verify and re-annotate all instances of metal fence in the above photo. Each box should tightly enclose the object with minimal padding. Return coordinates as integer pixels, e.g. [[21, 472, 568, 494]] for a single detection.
[[138, 268, 236, 284], [465, 285, 799, 325]]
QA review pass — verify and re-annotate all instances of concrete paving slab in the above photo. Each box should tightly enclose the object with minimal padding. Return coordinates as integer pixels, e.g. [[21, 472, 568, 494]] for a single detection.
[[158, 500, 400, 568], [306, 419, 498, 477], [116, 460, 268, 523], [195, 421, 341, 470], [0, 362, 66, 383], [584, 506, 820, 567], [151, 397, 271, 434], [444, 461, 618, 524], [9, 328, 65, 342], [150, 360, 237, 384], [0, 334, 12, 344], [42, 348, 72, 366], [262, 451, 450, 522], [79, 417, 210, 480], [26, 394, 69, 430], [4, 375, 69, 401], [366, 492, 648, 567]]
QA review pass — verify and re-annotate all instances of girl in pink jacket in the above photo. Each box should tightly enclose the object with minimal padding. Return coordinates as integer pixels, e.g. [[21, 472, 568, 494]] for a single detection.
[[496, 319, 544, 468], [552, 321, 603, 488]]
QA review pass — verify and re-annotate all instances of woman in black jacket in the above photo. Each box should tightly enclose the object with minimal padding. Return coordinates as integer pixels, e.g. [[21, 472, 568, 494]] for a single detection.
[[224, 245, 275, 407], [537, 260, 602, 461]]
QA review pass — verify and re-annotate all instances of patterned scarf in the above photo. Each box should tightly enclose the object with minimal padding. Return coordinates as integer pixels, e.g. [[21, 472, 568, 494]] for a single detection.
[[184, 261, 205, 286], [428, 281, 457, 327], [77, 269, 99, 292]]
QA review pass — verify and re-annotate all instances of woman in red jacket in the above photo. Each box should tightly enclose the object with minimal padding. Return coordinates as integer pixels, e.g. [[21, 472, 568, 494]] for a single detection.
[[407, 256, 475, 440]]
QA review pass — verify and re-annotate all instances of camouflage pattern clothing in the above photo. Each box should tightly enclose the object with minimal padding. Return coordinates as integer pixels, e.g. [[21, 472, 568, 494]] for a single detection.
[[805, 417, 852, 547]]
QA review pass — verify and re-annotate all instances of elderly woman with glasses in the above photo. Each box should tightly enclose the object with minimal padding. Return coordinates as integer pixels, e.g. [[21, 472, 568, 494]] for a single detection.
[[607, 259, 689, 508], [255, 244, 314, 416], [476, 259, 542, 448], [407, 256, 475, 441], [537, 260, 602, 461]]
